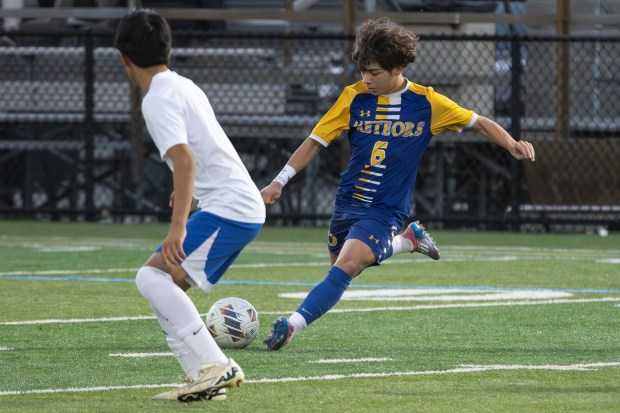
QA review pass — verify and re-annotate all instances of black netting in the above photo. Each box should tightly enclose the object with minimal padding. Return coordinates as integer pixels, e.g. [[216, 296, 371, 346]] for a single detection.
[[0, 31, 618, 229]]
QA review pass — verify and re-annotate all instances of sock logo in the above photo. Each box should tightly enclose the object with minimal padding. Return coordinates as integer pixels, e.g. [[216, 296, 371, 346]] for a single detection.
[[192, 325, 204, 335]]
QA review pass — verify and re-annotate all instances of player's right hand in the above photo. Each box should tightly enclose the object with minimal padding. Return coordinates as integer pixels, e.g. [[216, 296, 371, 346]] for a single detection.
[[261, 181, 283, 205], [160, 223, 187, 268]]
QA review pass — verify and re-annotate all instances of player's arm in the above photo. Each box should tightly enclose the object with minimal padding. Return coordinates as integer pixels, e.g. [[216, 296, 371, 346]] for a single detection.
[[161, 143, 195, 267], [261, 138, 324, 205], [261, 85, 354, 205], [469, 116, 535, 161]]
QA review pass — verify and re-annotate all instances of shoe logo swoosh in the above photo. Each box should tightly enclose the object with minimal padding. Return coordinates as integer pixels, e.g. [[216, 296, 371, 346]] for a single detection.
[[215, 367, 238, 385]]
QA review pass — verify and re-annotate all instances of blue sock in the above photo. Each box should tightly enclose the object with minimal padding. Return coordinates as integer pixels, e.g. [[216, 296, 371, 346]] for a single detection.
[[295, 266, 352, 326]]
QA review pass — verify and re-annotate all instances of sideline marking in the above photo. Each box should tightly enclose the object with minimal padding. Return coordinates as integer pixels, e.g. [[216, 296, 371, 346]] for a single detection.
[[2, 297, 619, 326], [0, 347, 14, 351], [596, 258, 620, 264], [281, 289, 572, 302], [0, 255, 514, 278], [309, 358, 393, 364], [458, 362, 620, 371], [1, 361, 619, 396], [316, 298, 620, 314], [0, 268, 136, 276], [0, 315, 157, 326], [107, 355, 395, 363], [2, 273, 620, 295], [38, 246, 101, 252], [109, 352, 171, 358]]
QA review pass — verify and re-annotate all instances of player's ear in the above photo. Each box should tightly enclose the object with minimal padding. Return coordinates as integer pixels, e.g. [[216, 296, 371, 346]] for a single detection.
[[119, 52, 131, 67], [391, 66, 404, 77]]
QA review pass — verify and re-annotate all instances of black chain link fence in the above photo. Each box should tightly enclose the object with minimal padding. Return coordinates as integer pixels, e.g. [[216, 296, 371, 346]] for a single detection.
[[0, 30, 618, 230]]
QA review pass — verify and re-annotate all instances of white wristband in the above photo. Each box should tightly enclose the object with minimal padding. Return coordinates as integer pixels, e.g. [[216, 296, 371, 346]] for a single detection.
[[273, 164, 297, 187]]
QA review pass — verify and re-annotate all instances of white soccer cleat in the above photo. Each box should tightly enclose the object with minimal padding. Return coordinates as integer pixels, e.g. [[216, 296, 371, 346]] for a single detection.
[[152, 383, 227, 401], [175, 358, 244, 403]]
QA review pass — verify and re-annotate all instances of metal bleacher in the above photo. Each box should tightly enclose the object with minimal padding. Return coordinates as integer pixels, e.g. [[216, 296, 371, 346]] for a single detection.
[[1, 1, 619, 226]]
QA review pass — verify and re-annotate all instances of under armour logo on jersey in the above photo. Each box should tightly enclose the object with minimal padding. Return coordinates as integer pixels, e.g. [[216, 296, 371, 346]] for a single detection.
[[360, 110, 371, 117]]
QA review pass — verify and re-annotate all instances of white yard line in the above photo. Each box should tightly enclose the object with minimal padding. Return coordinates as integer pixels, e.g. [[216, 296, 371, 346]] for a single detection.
[[1, 361, 619, 396], [309, 358, 393, 364], [0, 315, 157, 325], [281, 289, 572, 302], [459, 362, 620, 371], [0, 384, 176, 396], [107, 355, 394, 363], [109, 352, 171, 357], [1, 245, 617, 277], [0, 347, 14, 351], [2, 249, 617, 278], [2, 297, 619, 326], [0, 256, 511, 276], [0, 268, 136, 276], [263, 297, 620, 315]]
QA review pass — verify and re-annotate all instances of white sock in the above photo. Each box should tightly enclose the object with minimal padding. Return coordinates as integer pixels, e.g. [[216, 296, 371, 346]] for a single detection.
[[150, 308, 204, 380], [135, 266, 228, 369], [165, 334, 203, 380], [391, 234, 413, 255], [288, 312, 307, 338], [179, 321, 228, 366]]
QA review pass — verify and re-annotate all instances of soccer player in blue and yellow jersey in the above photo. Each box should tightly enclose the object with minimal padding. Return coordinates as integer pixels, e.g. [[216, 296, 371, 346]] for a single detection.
[[262, 18, 535, 350]]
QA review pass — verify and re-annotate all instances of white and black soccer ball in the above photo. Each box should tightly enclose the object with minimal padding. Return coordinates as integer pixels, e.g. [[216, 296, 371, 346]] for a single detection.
[[205, 297, 259, 349]]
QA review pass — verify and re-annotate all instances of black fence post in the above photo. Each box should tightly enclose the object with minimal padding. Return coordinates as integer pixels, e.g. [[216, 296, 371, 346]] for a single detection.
[[509, 37, 523, 232], [84, 30, 95, 221]]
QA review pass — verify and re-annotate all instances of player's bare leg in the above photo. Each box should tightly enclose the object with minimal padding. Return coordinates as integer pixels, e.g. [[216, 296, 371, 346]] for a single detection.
[[265, 240, 372, 350]]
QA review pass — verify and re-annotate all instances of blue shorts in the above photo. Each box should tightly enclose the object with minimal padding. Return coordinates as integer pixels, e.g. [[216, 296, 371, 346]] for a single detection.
[[328, 215, 401, 264], [156, 211, 262, 292]]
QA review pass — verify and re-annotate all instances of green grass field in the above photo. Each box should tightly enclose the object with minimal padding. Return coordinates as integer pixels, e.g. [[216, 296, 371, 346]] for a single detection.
[[0, 220, 619, 412]]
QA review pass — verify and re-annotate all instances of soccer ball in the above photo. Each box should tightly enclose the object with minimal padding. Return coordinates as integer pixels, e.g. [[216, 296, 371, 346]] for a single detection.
[[205, 297, 259, 349]]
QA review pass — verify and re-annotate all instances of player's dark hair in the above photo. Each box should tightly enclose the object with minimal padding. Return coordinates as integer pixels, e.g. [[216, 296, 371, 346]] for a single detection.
[[352, 17, 418, 72], [114, 9, 171, 68]]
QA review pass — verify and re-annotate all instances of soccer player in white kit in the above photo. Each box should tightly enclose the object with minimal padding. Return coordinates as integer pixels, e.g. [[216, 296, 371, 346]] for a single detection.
[[114, 9, 265, 402]]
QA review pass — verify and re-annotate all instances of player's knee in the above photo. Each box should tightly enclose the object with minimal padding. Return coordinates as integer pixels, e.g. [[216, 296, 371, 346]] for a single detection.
[[134, 266, 150, 294], [334, 254, 374, 275], [135, 266, 171, 295]]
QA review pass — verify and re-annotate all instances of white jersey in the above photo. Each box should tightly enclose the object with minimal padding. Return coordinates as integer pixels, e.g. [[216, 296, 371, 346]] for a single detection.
[[142, 70, 265, 224]]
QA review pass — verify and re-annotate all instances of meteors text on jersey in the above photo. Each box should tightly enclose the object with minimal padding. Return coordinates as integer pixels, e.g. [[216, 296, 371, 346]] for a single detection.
[[352, 120, 425, 137]]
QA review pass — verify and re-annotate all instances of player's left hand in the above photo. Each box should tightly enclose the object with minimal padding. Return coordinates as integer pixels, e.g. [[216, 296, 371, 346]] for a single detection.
[[509, 140, 535, 161], [261, 181, 283, 205], [161, 223, 187, 268]]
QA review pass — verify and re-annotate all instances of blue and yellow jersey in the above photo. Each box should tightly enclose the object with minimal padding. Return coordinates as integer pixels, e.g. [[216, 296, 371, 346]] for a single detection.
[[310, 80, 477, 224]]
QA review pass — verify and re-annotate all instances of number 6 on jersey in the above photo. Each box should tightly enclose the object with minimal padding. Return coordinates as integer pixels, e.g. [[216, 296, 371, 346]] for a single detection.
[[371, 141, 388, 166]]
